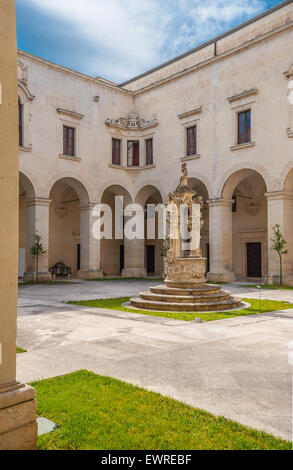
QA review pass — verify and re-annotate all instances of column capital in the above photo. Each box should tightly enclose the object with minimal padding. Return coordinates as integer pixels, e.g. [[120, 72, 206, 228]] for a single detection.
[[26, 197, 51, 207], [265, 191, 293, 201], [79, 202, 99, 212], [207, 198, 233, 207]]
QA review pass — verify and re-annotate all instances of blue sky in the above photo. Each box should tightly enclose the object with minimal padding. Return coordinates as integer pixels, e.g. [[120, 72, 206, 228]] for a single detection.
[[16, 0, 285, 83]]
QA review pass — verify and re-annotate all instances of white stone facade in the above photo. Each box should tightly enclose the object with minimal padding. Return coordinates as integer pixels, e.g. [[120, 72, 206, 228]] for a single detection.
[[18, 1, 293, 283]]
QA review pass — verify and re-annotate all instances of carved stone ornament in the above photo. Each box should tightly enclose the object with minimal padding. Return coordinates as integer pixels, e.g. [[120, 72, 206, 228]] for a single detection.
[[105, 113, 159, 130]]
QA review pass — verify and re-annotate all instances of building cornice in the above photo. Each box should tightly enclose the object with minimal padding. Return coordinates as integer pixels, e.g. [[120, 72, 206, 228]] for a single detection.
[[177, 107, 202, 120], [128, 20, 293, 96], [57, 108, 85, 120], [227, 89, 259, 103], [119, 1, 293, 88], [17, 50, 133, 96]]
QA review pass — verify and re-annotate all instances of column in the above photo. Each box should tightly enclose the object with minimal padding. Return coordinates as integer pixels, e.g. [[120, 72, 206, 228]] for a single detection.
[[122, 238, 147, 278], [79, 203, 103, 279], [24, 197, 51, 281], [0, 0, 37, 450], [265, 192, 293, 285], [207, 199, 236, 282]]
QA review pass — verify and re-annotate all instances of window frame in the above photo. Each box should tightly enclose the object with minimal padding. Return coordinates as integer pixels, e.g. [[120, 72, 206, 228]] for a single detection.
[[112, 138, 122, 166], [18, 97, 23, 147], [237, 109, 251, 145], [127, 140, 140, 167], [63, 125, 76, 157], [186, 125, 197, 157], [145, 138, 153, 166]]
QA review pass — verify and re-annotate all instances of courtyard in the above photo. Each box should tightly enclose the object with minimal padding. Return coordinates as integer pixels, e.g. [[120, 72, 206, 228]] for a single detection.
[[17, 280, 293, 442]]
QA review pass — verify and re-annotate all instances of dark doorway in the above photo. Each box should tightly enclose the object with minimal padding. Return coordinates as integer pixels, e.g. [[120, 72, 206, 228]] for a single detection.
[[206, 243, 210, 274], [77, 244, 81, 271], [120, 245, 125, 273], [147, 245, 155, 274], [247, 242, 262, 278]]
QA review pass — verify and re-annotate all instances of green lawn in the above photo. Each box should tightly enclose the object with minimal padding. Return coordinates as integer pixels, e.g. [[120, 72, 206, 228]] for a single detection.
[[67, 297, 293, 322], [32, 371, 291, 450], [17, 346, 27, 354], [239, 284, 293, 290]]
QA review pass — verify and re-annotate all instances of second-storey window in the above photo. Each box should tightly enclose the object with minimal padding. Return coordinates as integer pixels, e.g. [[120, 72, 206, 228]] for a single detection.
[[18, 97, 23, 147], [146, 138, 153, 166], [63, 125, 75, 156], [112, 138, 121, 165], [127, 141, 139, 167], [238, 110, 251, 144], [187, 126, 197, 156]]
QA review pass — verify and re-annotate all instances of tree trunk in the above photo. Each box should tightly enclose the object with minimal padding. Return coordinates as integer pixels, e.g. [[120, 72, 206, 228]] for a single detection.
[[280, 254, 283, 287], [36, 254, 39, 284]]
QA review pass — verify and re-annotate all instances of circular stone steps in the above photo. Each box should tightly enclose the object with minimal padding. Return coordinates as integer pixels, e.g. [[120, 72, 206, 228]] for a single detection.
[[130, 296, 242, 312], [150, 284, 222, 296], [139, 291, 231, 304]]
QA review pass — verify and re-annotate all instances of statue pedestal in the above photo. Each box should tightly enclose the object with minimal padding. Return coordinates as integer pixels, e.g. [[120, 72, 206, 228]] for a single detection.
[[131, 256, 242, 313], [165, 256, 206, 286]]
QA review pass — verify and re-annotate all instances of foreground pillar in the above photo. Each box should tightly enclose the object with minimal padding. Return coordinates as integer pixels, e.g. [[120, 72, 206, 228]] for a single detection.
[[0, 0, 37, 450], [79, 203, 103, 279], [207, 199, 236, 282], [24, 197, 51, 281], [122, 239, 147, 278], [265, 192, 293, 285]]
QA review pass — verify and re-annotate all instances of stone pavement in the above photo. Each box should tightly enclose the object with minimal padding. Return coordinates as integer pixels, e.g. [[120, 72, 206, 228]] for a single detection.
[[17, 280, 293, 440]]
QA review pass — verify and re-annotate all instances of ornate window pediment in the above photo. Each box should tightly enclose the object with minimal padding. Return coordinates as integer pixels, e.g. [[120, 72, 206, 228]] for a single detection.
[[105, 113, 159, 130], [18, 60, 35, 101]]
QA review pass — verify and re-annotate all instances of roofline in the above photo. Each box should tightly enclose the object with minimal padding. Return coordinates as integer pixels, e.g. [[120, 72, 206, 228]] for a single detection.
[[119, 0, 293, 87], [17, 49, 133, 95]]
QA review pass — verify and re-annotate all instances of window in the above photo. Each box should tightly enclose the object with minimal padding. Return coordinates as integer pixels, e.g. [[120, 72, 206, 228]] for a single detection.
[[187, 126, 197, 156], [127, 141, 139, 167], [112, 138, 121, 165], [238, 110, 251, 144], [146, 138, 153, 166], [63, 126, 75, 156], [18, 97, 23, 147]]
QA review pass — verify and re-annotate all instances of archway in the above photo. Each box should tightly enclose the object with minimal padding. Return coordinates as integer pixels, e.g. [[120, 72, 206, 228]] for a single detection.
[[49, 178, 90, 277], [222, 169, 268, 280], [101, 185, 132, 276], [19, 172, 35, 278], [135, 185, 163, 276]]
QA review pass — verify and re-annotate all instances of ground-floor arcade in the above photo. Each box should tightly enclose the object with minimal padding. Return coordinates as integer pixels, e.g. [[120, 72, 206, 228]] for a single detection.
[[18, 166, 293, 284]]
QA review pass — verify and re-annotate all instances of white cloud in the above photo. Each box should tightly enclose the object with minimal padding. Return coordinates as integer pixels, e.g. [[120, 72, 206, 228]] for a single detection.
[[24, 0, 266, 82]]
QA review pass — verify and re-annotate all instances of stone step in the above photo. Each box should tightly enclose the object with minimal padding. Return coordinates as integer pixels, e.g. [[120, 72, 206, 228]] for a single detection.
[[150, 285, 222, 296], [140, 291, 231, 304], [130, 297, 242, 313], [165, 280, 220, 289]]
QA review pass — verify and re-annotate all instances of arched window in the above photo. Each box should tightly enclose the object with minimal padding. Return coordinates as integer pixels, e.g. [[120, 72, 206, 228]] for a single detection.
[[18, 96, 23, 147]]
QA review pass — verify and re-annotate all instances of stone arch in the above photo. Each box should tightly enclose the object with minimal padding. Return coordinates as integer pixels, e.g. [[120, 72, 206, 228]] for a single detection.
[[19, 171, 36, 199], [134, 181, 166, 205], [222, 168, 268, 199], [283, 166, 293, 192], [169, 171, 212, 200], [134, 184, 163, 206], [48, 176, 90, 205], [220, 168, 268, 281], [218, 163, 271, 199]]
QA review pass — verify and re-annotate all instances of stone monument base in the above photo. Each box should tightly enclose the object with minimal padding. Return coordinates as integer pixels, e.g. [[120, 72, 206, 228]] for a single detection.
[[0, 384, 38, 450], [131, 257, 241, 313]]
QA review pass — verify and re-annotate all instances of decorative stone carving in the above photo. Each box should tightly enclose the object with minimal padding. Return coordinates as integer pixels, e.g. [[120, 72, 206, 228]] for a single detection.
[[18, 60, 28, 85], [105, 113, 159, 130], [130, 163, 242, 313]]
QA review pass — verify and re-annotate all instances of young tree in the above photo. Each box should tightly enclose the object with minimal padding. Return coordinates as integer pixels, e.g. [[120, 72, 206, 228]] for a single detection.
[[271, 224, 288, 287], [31, 233, 47, 283]]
